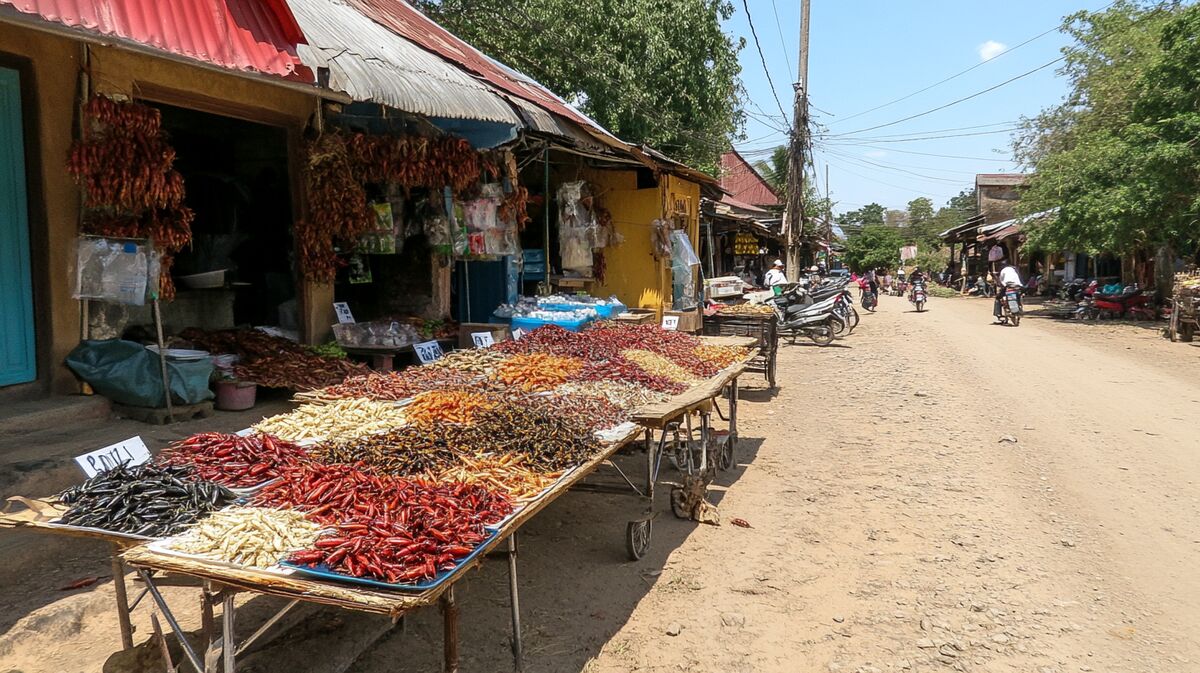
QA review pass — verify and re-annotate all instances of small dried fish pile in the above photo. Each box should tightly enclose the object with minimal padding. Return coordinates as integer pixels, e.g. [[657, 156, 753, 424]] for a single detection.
[[404, 389, 498, 425], [554, 381, 669, 411], [524, 392, 628, 432], [57, 465, 235, 537], [164, 507, 323, 568], [622, 349, 701, 384], [157, 432, 307, 488], [288, 480, 510, 584], [311, 424, 464, 477], [715, 302, 774, 316], [300, 367, 476, 402], [571, 356, 687, 394], [493, 353, 584, 391], [426, 453, 560, 502], [694, 344, 750, 369], [253, 399, 407, 442], [429, 348, 508, 375]]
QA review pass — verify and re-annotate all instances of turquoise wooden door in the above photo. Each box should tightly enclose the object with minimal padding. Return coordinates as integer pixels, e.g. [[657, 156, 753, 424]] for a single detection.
[[0, 67, 36, 386]]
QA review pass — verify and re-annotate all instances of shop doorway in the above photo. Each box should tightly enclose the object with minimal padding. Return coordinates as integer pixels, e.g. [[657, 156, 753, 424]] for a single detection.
[[153, 103, 297, 332], [0, 66, 36, 387]]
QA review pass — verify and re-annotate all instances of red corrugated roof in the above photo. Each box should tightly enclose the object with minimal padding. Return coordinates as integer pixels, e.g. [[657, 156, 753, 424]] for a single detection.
[[719, 150, 781, 208], [0, 0, 312, 80], [346, 0, 634, 152]]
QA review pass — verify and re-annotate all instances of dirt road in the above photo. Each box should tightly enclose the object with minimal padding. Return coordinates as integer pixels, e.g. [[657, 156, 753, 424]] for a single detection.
[[2, 296, 1198, 672]]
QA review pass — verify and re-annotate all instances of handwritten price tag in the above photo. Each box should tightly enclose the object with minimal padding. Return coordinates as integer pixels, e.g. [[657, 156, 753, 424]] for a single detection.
[[333, 302, 355, 324], [471, 332, 495, 348], [75, 436, 151, 478], [661, 315, 680, 331], [414, 340, 444, 364]]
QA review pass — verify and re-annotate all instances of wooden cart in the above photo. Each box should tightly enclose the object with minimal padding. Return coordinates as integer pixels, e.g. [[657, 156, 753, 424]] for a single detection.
[[702, 313, 778, 388]]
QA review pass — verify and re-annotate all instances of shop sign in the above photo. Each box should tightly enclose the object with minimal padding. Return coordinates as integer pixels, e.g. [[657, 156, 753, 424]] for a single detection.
[[333, 302, 356, 324], [76, 436, 151, 478], [414, 340, 445, 364], [471, 332, 496, 348], [661, 315, 680, 331], [734, 233, 759, 256]]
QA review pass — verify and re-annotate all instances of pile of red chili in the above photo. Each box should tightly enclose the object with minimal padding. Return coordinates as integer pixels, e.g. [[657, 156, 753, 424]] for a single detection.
[[157, 432, 307, 488]]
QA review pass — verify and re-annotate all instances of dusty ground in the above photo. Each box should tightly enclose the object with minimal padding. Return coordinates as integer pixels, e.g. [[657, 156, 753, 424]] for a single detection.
[[2, 296, 1198, 673]]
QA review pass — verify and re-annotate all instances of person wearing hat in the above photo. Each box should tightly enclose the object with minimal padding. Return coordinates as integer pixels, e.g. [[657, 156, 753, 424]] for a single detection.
[[764, 259, 789, 287], [808, 264, 822, 286]]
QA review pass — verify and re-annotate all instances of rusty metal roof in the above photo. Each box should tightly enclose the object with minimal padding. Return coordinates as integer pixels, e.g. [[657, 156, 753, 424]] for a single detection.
[[0, 0, 311, 79], [290, 0, 520, 123]]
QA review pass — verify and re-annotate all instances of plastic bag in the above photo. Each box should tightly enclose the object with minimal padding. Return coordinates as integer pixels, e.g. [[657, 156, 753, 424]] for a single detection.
[[66, 339, 214, 408], [74, 237, 157, 306]]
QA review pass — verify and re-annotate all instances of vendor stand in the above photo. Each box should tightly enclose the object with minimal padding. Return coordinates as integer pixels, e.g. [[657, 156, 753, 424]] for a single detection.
[[702, 308, 779, 388], [2, 325, 757, 672]]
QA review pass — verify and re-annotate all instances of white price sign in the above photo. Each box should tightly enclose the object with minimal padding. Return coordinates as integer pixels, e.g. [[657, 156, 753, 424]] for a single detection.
[[512, 328, 526, 340], [661, 315, 680, 331], [471, 332, 495, 348], [414, 340, 444, 364], [333, 302, 355, 324], [75, 436, 151, 478]]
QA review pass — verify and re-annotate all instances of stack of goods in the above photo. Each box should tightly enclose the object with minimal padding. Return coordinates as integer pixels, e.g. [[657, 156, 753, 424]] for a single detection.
[[715, 303, 775, 316], [181, 328, 367, 391], [52, 321, 750, 590]]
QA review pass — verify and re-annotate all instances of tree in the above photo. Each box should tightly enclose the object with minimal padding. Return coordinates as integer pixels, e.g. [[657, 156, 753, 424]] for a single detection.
[[836, 203, 886, 237], [1013, 0, 1200, 275], [841, 225, 904, 272], [415, 0, 746, 173], [885, 209, 908, 228], [752, 146, 788, 192], [906, 197, 934, 227]]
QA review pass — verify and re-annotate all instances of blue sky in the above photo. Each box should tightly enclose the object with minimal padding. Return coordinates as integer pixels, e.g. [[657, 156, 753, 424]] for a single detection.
[[725, 0, 1113, 216]]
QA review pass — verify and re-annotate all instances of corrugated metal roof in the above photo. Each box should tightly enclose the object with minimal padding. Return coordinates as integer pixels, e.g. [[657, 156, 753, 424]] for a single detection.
[[720, 150, 781, 207], [289, 0, 519, 123], [0, 0, 311, 79], [344, 0, 641, 155]]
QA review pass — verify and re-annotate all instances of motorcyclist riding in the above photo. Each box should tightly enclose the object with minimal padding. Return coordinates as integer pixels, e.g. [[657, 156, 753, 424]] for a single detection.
[[993, 260, 1023, 322], [907, 266, 925, 302]]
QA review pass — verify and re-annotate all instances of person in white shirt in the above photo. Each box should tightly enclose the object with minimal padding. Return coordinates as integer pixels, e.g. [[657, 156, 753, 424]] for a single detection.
[[764, 259, 789, 287], [993, 260, 1023, 320]]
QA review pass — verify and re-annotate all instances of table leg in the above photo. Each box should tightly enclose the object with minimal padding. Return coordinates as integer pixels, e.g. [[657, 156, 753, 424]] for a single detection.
[[645, 430, 655, 507], [222, 592, 236, 673], [201, 584, 216, 658], [442, 587, 459, 673], [111, 549, 135, 651], [137, 569, 205, 673], [728, 378, 739, 445], [699, 412, 710, 473], [506, 535, 524, 672]]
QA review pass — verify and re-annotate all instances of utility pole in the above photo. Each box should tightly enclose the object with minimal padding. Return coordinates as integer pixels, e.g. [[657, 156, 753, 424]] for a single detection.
[[825, 163, 832, 243], [784, 0, 811, 278]]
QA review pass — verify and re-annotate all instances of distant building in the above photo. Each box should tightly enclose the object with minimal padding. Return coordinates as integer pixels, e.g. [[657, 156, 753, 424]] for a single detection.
[[718, 151, 782, 210], [975, 173, 1028, 225]]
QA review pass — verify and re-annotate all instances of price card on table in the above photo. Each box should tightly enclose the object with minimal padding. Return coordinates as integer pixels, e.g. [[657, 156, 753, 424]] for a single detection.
[[333, 302, 356, 324], [414, 340, 444, 364], [661, 315, 680, 331], [471, 332, 495, 348], [512, 328, 526, 340], [75, 436, 151, 478]]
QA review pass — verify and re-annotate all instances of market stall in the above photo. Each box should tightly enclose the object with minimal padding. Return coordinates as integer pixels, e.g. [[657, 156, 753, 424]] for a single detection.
[[2, 322, 755, 671], [1169, 271, 1200, 342]]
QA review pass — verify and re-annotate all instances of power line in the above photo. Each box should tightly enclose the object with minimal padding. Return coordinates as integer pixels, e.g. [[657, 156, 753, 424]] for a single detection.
[[835, 57, 1064, 136], [768, 0, 794, 83], [844, 144, 1017, 162], [820, 149, 984, 176], [822, 127, 1022, 145], [822, 149, 967, 184], [740, 0, 792, 125], [824, 120, 1017, 140]]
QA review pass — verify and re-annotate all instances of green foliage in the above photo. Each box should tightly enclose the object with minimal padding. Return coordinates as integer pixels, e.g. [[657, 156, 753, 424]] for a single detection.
[[752, 146, 788, 192], [928, 285, 958, 299], [1015, 1, 1200, 257], [415, 0, 745, 173], [841, 225, 903, 272], [906, 197, 934, 227], [836, 203, 886, 238]]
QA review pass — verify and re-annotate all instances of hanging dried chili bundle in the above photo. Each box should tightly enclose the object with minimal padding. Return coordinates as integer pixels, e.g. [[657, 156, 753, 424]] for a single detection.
[[299, 132, 374, 282], [67, 95, 194, 299]]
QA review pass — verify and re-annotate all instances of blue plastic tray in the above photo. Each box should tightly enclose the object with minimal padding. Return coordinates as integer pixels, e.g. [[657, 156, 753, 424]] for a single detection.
[[511, 315, 592, 333], [280, 529, 499, 592]]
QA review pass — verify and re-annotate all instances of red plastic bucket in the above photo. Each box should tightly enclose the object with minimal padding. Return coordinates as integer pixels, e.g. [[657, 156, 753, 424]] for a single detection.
[[214, 380, 256, 411]]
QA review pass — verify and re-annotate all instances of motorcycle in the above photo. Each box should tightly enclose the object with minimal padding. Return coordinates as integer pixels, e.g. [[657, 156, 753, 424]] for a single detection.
[[769, 284, 844, 346], [1089, 285, 1150, 319], [857, 278, 878, 311], [998, 283, 1023, 326], [909, 280, 928, 312]]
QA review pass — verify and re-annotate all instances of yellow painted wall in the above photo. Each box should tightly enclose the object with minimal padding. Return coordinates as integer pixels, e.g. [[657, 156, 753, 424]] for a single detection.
[[0, 24, 323, 394], [587, 169, 704, 314]]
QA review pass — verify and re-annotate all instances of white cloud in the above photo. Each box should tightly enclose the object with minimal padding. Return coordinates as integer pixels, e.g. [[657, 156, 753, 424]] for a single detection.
[[864, 150, 888, 159], [978, 40, 1007, 61]]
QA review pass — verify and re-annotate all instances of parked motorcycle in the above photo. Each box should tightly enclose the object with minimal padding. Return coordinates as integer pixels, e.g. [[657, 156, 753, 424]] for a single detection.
[[769, 284, 844, 346], [998, 283, 1023, 326]]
